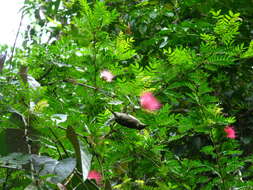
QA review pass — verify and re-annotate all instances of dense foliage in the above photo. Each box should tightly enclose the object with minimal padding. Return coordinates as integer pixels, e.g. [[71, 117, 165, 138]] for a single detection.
[[1, 0, 253, 189]]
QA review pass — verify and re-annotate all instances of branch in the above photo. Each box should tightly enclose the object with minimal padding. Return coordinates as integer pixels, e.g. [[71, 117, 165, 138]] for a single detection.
[[37, 66, 54, 81]]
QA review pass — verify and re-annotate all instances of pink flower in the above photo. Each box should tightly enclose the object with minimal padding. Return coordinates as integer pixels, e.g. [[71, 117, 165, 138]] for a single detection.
[[224, 125, 236, 139], [88, 170, 102, 185], [100, 70, 114, 82], [140, 92, 162, 111]]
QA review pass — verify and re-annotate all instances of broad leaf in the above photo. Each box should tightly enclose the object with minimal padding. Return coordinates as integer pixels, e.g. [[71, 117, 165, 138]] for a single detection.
[[66, 126, 92, 181]]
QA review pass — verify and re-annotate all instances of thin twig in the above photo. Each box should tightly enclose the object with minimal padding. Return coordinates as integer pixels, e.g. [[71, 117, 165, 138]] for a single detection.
[[64, 78, 96, 90], [48, 126, 69, 157], [56, 125, 86, 139], [63, 78, 116, 98], [9, 12, 24, 66]]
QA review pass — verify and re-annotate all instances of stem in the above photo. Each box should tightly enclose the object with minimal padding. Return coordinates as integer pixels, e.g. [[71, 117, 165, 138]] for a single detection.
[[21, 68, 35, 181], [92, 32, 98, 89], [210, 130, 227, 190], [25, 123, 35, 181], [95, 154, 104, 185]]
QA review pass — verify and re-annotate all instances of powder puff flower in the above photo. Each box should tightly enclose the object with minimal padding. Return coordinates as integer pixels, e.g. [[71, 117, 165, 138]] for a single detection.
[[224, 125, 236, 139], [88, 170, 102, 185], [140, 92, 162, 111], [100, 70, 114, 82]]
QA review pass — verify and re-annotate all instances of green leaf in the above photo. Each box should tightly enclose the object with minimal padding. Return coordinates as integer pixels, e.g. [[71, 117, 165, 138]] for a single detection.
[[32, 155, 76, 184], [0, 152, 30, 168], [200, 145, 216, 157], [0, 153, 76, 184], [50, 158, 76, 184], [0, 128, 27, 155], [66, 126, 92, 181]]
